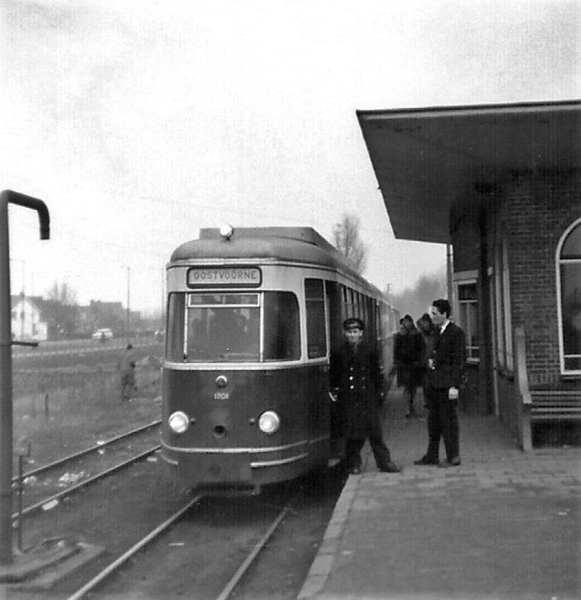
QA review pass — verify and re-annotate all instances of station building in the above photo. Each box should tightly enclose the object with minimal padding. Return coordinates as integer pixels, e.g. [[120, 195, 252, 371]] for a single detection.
[[357, 100, 580, 449]]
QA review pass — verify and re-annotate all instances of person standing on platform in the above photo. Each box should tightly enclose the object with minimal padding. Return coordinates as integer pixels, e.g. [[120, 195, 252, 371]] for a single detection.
[[415, 299, 466, 468], [330, 317, 401, 475], [416, 313, 439, 409], [393, 314, 425, 417]]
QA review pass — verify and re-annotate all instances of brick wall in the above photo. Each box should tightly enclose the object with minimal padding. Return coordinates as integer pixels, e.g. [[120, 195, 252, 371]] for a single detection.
[[505, 169, 581, 386]]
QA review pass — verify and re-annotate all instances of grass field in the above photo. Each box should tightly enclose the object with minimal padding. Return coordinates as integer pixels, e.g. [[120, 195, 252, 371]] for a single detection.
[[12, 357, 163, 469]]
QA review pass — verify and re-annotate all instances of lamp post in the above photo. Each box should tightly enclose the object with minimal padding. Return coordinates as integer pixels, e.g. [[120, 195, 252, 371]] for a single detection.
[[0, 190, 50, 565]]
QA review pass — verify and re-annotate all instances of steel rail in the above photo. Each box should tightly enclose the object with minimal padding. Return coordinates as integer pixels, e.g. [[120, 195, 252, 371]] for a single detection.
[[215, 498, 295, 600], [64, 494, 204, 600], [12, 445, 161, 520], [63, 494, 295, 600], [13, 420, 161, 483]]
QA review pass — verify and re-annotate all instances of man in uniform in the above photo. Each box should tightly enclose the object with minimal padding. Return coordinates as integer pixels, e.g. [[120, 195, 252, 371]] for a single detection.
[[331, 317, 401, 474]]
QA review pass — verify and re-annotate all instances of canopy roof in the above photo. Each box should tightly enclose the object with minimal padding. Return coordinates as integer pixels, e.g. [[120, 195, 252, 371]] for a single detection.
[[357, 100, 581, 244]]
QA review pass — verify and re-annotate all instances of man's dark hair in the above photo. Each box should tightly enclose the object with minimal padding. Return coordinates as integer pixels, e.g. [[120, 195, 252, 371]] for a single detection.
[[432, 298, 452, 318], [127, 344, 133, 350]]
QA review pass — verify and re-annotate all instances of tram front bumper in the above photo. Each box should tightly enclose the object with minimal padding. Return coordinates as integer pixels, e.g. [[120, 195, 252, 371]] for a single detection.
[[162, 449, 253, 485]]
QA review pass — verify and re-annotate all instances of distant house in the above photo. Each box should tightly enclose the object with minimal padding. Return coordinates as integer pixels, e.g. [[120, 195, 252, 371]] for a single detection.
[[76, 305, 95, 337], [88, 300, 126, 334], [10, 294, 50, 341]]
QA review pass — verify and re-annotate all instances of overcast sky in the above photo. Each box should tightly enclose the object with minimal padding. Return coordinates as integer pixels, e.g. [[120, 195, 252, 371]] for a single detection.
[[2, 0, 579, 315]]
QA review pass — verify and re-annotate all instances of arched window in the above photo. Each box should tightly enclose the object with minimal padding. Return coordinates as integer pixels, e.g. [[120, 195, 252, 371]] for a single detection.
[[557, 218, 581, 374]]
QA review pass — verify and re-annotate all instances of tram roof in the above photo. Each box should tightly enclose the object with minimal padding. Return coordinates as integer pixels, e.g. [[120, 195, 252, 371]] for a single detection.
[[170, 226, 380, 294], [357, 100, 581, 244]]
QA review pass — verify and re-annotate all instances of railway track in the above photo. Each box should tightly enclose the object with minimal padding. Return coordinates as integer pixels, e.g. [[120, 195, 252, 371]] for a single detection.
[[4, 453, 344, 600], [12, 420, 162, 521], [64, 494, 296, 600]]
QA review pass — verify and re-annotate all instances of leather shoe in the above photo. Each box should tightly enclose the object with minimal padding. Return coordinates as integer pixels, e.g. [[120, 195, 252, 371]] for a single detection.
[[414, 456, 439, 466], [438, 457, 461, 468], [379, 462, 401, 473]]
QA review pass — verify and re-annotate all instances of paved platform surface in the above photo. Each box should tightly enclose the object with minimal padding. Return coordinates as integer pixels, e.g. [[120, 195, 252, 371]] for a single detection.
[[299, 389, 581, 600]]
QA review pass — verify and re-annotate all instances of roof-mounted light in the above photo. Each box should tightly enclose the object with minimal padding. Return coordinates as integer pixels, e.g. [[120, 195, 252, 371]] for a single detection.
[[220, 224, 234, 240]]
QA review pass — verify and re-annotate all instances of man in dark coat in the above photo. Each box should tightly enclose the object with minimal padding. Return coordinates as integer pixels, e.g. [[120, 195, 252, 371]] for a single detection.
[[118, 343, 136, 402], [330, 317, 401, 474], [393, 314, 425, 417], [415, 299, 466, 468]]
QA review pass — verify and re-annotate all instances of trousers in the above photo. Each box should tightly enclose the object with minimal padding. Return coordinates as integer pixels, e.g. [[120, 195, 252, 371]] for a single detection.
[[345, 431, 392, 470], [425, 387, 460, 461]]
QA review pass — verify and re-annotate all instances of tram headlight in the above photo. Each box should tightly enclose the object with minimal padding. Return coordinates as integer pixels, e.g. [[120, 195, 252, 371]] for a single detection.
[[258, 411, 280, 435], [168, 411, 190, 434]]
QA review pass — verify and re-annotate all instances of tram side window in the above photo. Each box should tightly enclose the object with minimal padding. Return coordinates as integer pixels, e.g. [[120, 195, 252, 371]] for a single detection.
[[166, 293, 186, 361], [340, 285, 348, 322], [305, 279, 327, 358], [263, 292, 300, 360]]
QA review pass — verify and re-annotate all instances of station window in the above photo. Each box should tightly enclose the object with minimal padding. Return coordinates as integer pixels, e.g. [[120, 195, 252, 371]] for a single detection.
[[557, 218, 581, 374], [456, 280, 479, 362], [493, 233, 513, 371], [305, 279, 327, 358]]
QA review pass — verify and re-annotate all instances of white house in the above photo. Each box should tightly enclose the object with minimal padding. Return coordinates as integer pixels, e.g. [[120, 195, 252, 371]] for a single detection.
[[11, 295, 49, 341]]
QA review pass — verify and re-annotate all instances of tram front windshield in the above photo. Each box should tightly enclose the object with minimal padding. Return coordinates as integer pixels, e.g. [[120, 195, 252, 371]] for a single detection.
[[166, 292, 300, 362]]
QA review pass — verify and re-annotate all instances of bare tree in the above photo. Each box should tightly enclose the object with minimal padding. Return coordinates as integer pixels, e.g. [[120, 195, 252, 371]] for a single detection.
[[332, 213, 368, 274], [45, 281, 79, 336], [390, 269, 447, 321], [46, 281, 78, 306]]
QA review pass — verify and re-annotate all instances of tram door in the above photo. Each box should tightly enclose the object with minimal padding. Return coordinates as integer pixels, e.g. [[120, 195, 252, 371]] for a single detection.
[[325, 281, 344, 458], [304, 279, 331, 461]]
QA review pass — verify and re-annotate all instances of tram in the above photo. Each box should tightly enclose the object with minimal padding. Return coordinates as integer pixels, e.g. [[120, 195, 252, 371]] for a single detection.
[[160, 226, 399, 494]]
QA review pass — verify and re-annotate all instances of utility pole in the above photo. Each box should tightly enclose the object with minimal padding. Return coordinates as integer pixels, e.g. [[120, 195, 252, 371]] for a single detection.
[[0, 190, 50, 565], [161, 267, 165, 331], [126, 266, 131, 341], [20, 260, 25, 339]]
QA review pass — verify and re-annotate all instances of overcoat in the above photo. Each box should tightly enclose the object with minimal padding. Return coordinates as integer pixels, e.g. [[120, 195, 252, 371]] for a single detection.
[[393, 329, 425, 388], [426, 321, 466, 390], [330, 341, 384, 439]]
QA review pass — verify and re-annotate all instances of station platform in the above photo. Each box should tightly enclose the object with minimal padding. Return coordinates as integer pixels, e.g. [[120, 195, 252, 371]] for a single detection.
[[299, 388, 581, 600]]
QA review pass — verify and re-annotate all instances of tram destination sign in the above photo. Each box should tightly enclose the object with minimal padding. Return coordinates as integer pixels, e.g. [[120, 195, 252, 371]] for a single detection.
[[187, 266, 262, 288]]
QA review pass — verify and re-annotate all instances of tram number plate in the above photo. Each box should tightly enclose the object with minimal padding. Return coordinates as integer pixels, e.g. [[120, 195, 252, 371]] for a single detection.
[[196, 455, 252, 482], [214, 392, 229, 400]]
